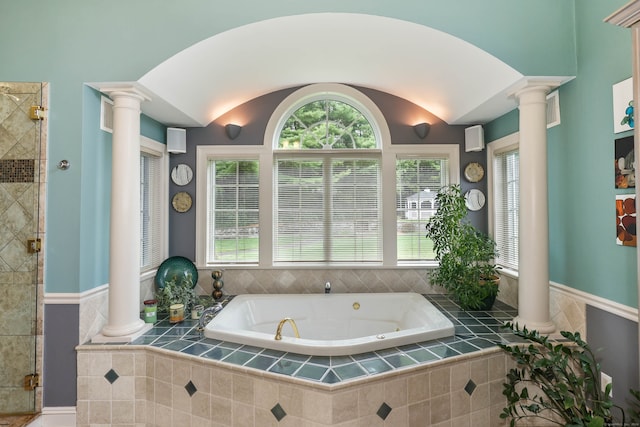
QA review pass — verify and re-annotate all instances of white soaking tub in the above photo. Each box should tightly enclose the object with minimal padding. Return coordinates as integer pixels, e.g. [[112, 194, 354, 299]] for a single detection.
[[204, 292, 455, 356]]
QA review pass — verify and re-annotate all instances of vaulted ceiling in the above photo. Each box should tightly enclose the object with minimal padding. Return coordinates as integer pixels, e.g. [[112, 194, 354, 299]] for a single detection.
[[134, 13, 559, 128]]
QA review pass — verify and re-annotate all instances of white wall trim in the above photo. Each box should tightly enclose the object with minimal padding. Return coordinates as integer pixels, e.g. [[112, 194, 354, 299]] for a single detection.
[[550, 281, 638, 323], [37, 406, 76, 427], [44, 283, 108, 305]]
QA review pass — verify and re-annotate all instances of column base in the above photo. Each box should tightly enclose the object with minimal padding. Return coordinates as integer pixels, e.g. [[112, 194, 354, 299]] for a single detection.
[[512, 316, 556, 334], [93, 320, 151, 343]]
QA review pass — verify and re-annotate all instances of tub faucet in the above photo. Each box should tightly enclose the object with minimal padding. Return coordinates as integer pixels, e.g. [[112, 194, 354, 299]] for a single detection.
[[196, 303, 223, 333], [325, 281, 331, 294], [274, 317, 300, 340]]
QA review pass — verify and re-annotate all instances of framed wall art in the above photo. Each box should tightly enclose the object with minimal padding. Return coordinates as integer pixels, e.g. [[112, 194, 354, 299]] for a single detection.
[[612, 77, 634, 133], [615, 135, 635, 188], [616, 194, 636, 247]]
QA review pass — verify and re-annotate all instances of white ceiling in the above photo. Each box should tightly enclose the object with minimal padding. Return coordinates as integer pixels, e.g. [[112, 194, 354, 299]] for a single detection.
[[133, 13, 563, 128]]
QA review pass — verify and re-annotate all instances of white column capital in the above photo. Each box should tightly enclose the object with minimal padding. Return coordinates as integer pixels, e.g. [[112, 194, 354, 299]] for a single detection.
[[508, 78, 564, 101], [513, 84, 552, 104], [98, 84, 150, 104]]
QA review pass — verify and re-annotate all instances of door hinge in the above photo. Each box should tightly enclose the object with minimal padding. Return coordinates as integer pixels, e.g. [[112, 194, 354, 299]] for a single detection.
[[27, 238, 42, 253], [29, 105, 45, 120], [24, 373, 39, 391]]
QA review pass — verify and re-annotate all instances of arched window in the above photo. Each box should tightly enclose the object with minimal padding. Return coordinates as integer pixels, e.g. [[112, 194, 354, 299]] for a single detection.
[[277, 99, 377, 150], [272, 89, 382, 263]]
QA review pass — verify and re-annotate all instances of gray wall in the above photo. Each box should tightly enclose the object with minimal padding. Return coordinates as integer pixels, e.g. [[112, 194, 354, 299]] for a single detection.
[[43, 304, 79, 407], [586, 305, 639, 419], [168, 85, 487, 260]]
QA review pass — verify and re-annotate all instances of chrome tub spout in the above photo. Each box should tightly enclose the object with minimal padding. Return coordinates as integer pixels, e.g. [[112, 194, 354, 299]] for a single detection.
[[274, 317, 300, 340], [197, 303, 223, 332]]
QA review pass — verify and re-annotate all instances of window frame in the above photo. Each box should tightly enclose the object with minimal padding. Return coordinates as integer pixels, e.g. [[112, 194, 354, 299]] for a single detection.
[[487, 131, 519, 274], [195, 84, 459, 268], [139, 136, 169, 276]]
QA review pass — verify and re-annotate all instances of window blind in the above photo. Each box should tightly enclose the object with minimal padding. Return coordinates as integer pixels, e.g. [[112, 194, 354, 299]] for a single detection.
[[494, 149, 519, 269], [140, 153, 163, 271], [396, 157, 449, 261], [274, 156, 382, 263], [207, 159, 260, 264]]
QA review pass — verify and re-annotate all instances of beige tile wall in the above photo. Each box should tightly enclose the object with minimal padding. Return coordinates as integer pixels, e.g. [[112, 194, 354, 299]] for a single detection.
[[193, 268, 441, 296], [497, 272, 586, 336], [76, 346, 516, 427]]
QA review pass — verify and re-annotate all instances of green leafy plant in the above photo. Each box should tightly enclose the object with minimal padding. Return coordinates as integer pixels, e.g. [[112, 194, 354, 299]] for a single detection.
[[155, 272, 197, 312], [499, 322, 640, 427], [425, 184, 499, 310]]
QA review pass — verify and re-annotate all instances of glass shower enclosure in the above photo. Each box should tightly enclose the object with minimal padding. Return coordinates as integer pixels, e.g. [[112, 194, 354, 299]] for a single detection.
[[0, 82, 45, 414]]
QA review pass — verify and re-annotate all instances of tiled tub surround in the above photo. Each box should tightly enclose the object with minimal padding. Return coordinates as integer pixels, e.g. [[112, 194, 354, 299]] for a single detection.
[[77, 296, 522, 426]]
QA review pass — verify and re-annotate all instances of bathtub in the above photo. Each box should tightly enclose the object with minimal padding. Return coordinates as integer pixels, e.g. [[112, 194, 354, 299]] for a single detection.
[[204, 293, 455, 356]]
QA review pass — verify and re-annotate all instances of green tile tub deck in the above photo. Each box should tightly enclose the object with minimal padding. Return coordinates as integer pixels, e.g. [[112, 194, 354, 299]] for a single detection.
[[97, 294, 522, 386]]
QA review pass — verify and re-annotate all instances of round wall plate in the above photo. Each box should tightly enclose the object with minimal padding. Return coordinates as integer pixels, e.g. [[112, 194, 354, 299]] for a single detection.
[[464, 162, 485, 183], [465, 189, 486, 211], [172, 191, 193, 213], [171, 164, 193, 186]]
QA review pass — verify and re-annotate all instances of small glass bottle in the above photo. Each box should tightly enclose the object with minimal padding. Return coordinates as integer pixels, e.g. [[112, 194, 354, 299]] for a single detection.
[[143, 299, 157, 324]]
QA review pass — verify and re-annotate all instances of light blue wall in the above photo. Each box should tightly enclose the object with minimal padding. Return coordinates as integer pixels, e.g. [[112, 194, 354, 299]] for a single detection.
[[486, 0, 637, 307], [0, 1, 605, 296], [551, 0, 636, 305], [77, 89, 166, 292]]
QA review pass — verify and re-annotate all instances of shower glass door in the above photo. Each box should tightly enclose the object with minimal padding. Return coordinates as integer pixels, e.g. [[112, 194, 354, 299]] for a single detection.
[[0, 82, 44, 414]]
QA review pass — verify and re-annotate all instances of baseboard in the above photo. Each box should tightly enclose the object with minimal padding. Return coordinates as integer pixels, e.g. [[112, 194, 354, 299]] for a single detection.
[[37, 407, 76, 427]]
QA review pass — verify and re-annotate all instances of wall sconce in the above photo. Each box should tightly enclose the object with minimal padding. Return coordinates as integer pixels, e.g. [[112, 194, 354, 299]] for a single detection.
[[225, 124, 242, 140], [413, 122, 431, 139]]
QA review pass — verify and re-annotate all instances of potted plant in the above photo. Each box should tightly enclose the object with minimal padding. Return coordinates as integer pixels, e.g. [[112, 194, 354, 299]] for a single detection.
[[425, 184, 499, 310], [499, 323, 640, 426], [155, 272, 198, 313]]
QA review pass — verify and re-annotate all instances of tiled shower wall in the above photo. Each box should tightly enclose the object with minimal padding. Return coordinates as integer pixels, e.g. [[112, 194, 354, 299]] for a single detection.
[[0, 82, 48, 413]]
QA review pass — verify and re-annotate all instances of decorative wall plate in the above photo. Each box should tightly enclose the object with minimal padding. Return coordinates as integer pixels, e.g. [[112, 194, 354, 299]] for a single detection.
[[465, 189, 486, 211], [171, 164, 193, 186], [464, 162, 485, 183], [172, 191, 192, 213]]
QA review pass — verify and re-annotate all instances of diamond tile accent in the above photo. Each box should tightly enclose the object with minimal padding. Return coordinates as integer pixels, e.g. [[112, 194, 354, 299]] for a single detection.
[[376, 402, 392, 420], [464, 379, 477, 395], [104, 369, 119, 384], [271, 403, 287, 421], [185, 380, 197, 396]]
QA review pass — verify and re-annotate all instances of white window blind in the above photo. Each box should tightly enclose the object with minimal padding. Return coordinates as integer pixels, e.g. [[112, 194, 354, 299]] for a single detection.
[[494, 149, 519, 269], [140, 153, 163, 271], [396, 157, 449, 261], [274, 156, 382, 263], [207, 159, 259, 264]]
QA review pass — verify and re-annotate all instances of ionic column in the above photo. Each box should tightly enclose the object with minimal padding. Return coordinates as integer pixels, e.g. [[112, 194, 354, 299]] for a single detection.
[[98, 88, 150, 340], [512, 83, 556, 334]]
